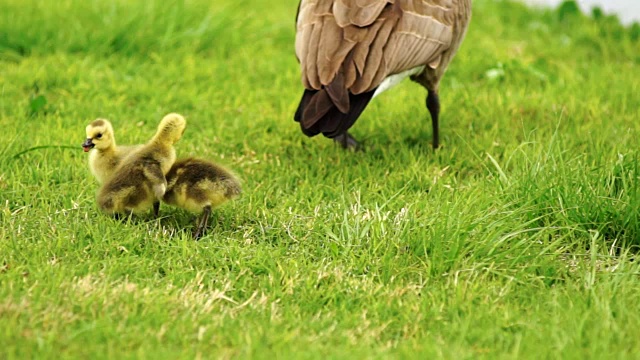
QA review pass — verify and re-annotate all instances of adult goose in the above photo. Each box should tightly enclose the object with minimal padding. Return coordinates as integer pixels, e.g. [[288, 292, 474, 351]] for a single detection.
[[293, 0, 472, 149]]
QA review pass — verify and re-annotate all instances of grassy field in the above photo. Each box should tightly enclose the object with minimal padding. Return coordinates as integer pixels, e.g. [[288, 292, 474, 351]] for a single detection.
[[1, 0, 640, 358]]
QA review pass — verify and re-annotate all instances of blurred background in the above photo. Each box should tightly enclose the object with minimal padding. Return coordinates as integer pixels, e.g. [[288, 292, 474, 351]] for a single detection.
[[524, 0, 640, 24]]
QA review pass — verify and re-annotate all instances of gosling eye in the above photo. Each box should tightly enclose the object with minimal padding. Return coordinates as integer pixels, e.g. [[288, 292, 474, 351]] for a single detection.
[[96, 133, 103, 139]]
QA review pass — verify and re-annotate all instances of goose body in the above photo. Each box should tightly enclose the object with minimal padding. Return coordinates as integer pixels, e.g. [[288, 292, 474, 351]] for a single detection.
[[163, 157, 241, 239], [294, 0, 472, 149], [83, 119, 142, 184], [96, 113, 186, 217]]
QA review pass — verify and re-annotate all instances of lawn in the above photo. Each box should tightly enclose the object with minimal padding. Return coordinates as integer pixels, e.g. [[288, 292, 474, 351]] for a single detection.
[[1, 0, 640, 358]]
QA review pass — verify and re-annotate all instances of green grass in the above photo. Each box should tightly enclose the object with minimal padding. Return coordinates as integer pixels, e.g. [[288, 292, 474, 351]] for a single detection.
[[1, 0, 640, 358]]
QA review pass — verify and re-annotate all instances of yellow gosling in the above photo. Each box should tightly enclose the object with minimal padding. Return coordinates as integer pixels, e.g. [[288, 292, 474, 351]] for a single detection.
[[163, 157, 241, 239], [83, 119, 142, 183], [97, 113, 187, 217]]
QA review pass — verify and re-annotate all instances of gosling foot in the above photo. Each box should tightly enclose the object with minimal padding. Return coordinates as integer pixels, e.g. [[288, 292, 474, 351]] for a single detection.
[[192, 205, 212, 240]]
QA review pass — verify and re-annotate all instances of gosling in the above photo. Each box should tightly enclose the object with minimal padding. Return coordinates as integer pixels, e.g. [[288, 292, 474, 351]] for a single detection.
[[97, 113, 187, 217], [163, 157, 241, 240], [83, 119, 142, 183]]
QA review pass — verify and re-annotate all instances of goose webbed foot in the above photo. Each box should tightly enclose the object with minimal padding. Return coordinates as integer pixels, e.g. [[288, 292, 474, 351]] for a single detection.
[[333, 132, 361, 151]]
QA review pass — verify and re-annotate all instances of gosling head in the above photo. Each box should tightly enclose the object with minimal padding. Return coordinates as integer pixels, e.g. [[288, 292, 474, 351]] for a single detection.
[[83, 119, 115, 152], [154, 113, 187, 145]]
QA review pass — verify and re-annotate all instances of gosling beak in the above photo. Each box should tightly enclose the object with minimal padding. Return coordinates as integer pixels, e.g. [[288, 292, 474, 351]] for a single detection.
[[82, 138, 95, 152]]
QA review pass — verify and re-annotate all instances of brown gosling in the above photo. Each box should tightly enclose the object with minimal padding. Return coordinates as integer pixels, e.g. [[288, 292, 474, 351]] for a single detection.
[[163, 157, 241, 240], [96, 113, 187, 218], [294, 0, 472, 149], [82, 119, 142, 184]]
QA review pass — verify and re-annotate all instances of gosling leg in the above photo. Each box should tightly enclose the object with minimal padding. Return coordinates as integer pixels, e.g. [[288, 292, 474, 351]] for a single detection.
[[114, 210, 133, 222], [193, 205, 212, 240], [426, 89, 440, 149], [153, 201, 160, 218]]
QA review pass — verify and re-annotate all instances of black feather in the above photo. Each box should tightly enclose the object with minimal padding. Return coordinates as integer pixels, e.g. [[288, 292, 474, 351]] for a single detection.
[[294, 88, 376, 139]]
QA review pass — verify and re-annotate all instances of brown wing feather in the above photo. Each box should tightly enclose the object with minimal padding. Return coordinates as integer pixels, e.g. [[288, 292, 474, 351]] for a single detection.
[[305, 22, 323, 89], [317, 17, 352, 85], [333, 0, 390, 27], [350, 7, 400, 93]]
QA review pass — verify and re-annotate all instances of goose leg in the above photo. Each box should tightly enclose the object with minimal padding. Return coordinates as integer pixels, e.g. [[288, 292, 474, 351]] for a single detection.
[[193, 205, 212, 240], [426, 89, 440, 149], [333, 132, 360, 151]]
